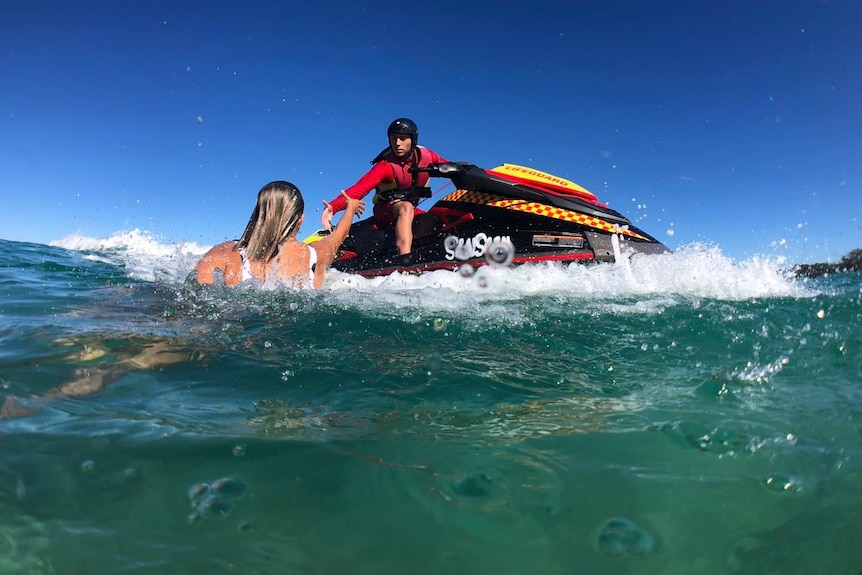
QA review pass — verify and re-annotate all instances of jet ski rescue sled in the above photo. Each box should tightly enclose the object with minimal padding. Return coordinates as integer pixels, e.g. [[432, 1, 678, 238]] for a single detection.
[[307, 161, 670, 277]]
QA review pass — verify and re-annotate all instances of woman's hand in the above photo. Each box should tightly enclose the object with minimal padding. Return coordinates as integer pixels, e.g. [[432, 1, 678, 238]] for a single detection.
[[321, 201, 334, 231]]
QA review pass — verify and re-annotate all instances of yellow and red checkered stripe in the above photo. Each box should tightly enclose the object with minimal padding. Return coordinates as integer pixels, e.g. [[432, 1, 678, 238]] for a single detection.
[[442, 189, 651, 241]]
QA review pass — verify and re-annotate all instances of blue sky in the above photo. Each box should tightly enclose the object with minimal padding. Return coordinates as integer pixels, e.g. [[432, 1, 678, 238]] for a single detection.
[[1, 0, 859, 263]]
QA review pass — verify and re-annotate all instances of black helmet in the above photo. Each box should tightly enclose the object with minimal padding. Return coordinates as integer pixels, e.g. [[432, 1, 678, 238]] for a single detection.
[[387, 117, 418, 144]]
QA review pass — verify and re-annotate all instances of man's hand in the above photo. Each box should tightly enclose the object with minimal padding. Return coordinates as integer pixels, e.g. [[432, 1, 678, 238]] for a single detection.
[[343, 191, 365, 218]]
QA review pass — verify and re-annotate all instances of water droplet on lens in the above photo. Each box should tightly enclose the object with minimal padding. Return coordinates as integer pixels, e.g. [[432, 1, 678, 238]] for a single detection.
[[597, 531, 626, 556], [433, 318, 447, 332], [233, 444, 246, 457], [484, 238, 514, 267], [188, 482, 211, 503], [452, 473, 494, 498], [678, 423, 745, 454], [476, 273, 489, 288], [764, 474, 801, 493], [198, 494, 234, 519], [596, 516, 655, 556], [123, 467, 137, 480], [211, 477, 246, 499], [696, 379, 735, 399], [454, 242, 473, 260], [81, 460, 95, 474], [458, 264, 475, 278]]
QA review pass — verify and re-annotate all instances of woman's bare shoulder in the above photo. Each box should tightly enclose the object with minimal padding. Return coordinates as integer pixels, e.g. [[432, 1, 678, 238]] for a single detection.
[[196, 241, 241, 284], [208, 241, 238, 255]]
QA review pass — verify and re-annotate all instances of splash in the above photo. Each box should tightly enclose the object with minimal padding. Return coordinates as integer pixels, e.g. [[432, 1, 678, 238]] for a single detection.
[[327, 242, 809, 299], [50, 229, 209, 283], [50, 231, 812, 307]]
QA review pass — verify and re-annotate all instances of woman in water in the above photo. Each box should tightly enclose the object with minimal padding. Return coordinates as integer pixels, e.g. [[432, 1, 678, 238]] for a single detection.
[[195, 180, 363, 289], [1, 182, 363, 418]]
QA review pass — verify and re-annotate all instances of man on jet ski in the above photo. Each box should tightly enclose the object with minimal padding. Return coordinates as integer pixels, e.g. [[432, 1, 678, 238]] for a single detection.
[[320, 117, 447, 260]]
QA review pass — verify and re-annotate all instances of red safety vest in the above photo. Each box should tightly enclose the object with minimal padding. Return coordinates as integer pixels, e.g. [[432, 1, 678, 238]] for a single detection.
[[373, 146, 434, 203]]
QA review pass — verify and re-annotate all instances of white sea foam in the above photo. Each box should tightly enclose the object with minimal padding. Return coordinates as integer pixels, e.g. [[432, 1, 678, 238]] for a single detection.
[[50, 231, 813, 311], [319, 242, 813, 323], [327, 242, 808, 297]]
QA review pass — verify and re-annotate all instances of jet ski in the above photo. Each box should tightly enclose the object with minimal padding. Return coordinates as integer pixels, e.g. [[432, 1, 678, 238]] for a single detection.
[[306, 161, 670, 276]]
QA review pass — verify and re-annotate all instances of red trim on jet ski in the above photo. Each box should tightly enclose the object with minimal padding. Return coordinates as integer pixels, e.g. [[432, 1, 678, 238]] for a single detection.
[[427, 206, 475, 231], [336, 250, 358, 261], [512, 253, 595, 264]]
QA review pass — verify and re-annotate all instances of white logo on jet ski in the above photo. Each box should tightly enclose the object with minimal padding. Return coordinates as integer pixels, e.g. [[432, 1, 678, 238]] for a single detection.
[[444, 233, 512, 261]]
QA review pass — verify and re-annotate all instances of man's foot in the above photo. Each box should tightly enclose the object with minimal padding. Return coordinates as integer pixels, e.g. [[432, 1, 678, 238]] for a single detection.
[[381, 252, 416, 268]]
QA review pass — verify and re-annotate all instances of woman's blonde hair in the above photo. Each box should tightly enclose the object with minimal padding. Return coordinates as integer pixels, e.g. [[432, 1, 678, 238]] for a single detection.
[[235, 181, 305, 262]]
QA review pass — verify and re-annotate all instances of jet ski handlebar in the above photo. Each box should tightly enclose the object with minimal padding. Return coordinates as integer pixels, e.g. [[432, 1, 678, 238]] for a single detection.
[[409, 162, 470, 179]]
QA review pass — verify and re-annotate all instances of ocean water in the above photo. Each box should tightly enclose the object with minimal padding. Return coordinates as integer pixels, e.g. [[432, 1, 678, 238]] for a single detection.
[[1, 231, 860, 575]]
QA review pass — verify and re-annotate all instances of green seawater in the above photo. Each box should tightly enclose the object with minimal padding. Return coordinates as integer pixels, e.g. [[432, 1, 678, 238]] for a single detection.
[[1, 238, 860, 574]]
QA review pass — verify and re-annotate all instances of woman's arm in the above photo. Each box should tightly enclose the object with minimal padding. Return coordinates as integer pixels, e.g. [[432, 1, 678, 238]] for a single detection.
[[312, 192, 365, 271]]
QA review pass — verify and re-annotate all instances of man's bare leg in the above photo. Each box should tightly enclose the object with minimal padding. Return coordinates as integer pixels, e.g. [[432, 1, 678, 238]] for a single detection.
[[393, 201, 415, 256]]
